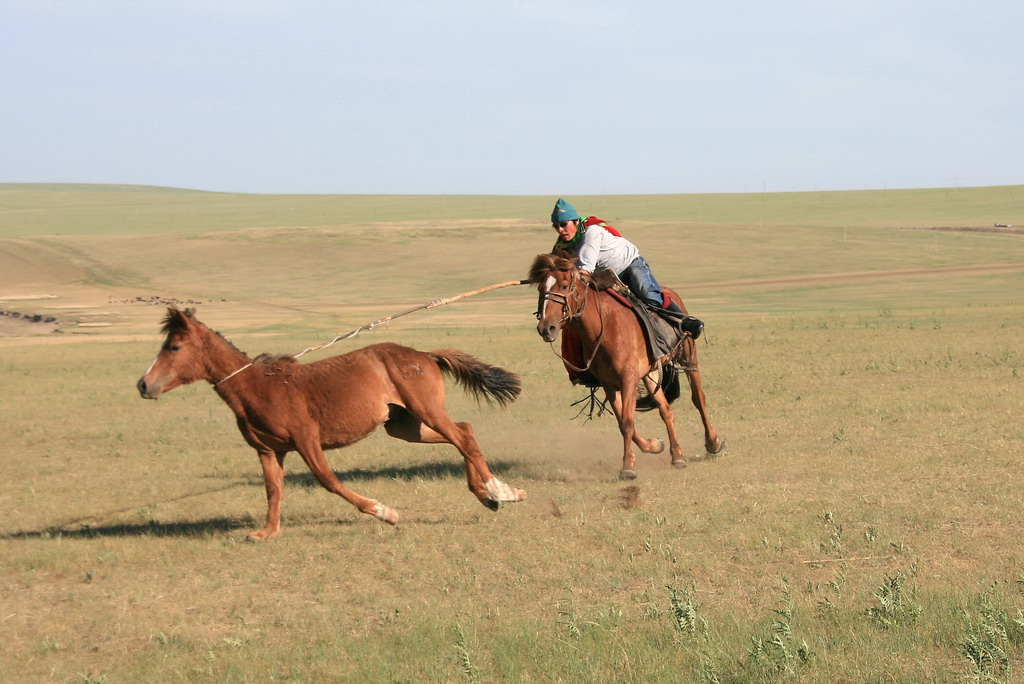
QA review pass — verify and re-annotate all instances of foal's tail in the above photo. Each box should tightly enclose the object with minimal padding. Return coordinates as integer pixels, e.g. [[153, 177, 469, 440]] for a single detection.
[[430, 349, 521, 408]]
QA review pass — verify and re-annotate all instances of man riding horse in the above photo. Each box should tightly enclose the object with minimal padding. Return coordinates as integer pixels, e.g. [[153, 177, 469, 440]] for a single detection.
[[549, 198, 704, 339]]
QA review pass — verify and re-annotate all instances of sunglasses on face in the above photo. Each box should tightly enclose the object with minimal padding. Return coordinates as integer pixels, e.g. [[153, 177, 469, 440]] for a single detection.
[[553, 221, 571, 229]]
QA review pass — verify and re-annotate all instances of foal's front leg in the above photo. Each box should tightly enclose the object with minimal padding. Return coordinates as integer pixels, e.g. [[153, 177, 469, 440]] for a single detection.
[[248, 449, 286, 541]]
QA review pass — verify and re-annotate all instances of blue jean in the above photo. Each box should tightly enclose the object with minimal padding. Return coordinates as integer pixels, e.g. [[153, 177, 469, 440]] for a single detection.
[[617, 256, 665, 309]]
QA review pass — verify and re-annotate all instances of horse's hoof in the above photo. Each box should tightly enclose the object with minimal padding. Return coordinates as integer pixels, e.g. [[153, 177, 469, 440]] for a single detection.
[[648, 438, 665, 455], [482, 499, 500, 511], [671, 459, 688, 469], [706, 437, 726, 455], [371, 503, 400, 525], [619, 469, 638, 480]]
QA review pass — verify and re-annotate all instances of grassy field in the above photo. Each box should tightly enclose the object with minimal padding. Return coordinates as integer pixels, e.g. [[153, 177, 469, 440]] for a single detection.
[[2, 185, 1023, 681]]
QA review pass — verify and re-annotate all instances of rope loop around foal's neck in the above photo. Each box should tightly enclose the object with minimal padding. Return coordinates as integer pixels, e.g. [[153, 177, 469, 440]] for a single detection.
[[215, 362, 253, 387]]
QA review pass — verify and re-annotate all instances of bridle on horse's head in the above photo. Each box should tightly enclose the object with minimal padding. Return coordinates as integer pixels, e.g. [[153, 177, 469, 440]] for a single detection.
[[535, 266, 588, 325], [533, 260, 606, 375]]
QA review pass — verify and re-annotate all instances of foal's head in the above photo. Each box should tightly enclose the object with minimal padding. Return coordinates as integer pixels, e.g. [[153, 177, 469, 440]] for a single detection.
[[527, 252, 582, 343], [136, 307, 212, 399]]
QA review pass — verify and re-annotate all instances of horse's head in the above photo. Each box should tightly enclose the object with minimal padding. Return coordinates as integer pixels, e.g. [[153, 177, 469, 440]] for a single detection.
[[527, 252, 584, 343], [136, 307, 207, 399]]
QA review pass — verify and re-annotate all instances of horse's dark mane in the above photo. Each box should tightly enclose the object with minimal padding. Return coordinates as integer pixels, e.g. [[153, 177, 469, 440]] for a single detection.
[[527, 252, 577, 284]]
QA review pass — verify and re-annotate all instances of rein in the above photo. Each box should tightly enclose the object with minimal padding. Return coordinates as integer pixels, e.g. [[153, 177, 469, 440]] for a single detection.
[[214, 279, 529, 386]]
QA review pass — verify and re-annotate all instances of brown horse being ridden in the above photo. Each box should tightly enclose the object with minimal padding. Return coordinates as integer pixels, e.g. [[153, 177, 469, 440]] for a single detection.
[[136, 307, 526, 541], [528, 253, 724, 479]]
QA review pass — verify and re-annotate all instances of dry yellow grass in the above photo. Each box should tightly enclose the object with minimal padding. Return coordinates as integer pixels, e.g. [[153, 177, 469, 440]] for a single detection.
[[1, 186, 1023, 681]]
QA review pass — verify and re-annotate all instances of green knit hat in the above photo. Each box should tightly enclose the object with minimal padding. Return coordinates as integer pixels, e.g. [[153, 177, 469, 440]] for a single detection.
[[551, 198, 579, 224]]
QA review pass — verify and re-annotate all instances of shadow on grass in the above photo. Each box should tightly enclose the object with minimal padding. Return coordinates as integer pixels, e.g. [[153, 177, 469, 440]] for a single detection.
[[3, 460, 524, 540], [3, 517, 258, 540], [279, 458, 521, 488]]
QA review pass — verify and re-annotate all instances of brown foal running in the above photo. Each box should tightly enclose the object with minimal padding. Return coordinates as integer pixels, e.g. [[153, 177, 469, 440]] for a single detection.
[[137, 307, 525, 540]]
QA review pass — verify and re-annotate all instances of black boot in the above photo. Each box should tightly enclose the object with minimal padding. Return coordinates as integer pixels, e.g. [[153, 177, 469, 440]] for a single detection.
[[663, 301, 704, 339], [681, 315, 704, 339]]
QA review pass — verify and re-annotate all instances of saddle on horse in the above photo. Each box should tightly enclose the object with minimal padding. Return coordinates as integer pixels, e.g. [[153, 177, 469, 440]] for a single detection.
[[560, 270, 689, 393], [590, 269, 687, 361]]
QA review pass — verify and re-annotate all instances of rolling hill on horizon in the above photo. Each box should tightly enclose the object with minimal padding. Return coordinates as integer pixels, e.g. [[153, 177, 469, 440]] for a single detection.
[[1, 182, 1022, 237]]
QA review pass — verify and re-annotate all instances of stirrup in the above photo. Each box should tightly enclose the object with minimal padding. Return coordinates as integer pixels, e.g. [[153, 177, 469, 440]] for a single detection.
[[681, 316, 704, 339]]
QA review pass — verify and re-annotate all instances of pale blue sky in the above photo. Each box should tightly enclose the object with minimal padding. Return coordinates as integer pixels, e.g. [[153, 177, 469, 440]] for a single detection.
[[2, 1, 1021, 195]]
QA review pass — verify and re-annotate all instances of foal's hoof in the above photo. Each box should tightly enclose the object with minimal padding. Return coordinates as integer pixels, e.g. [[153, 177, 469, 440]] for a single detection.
[[245, 529, 278, 542], [619, 469, 638, 480], [485, 477, 526, 504], [671, 459, 688, 469], [370, 503, 400, 526]]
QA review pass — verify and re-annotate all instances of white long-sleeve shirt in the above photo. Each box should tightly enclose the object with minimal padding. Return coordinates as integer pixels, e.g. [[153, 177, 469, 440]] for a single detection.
[[565, 223, 639, 275]]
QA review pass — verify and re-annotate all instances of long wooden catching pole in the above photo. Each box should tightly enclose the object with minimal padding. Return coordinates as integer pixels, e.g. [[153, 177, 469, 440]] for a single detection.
[[291, 278, 530, 360], [214, 278, 531, 386]]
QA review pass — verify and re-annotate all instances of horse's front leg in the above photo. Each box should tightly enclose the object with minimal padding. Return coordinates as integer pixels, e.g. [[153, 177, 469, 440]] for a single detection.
[[622, 370, 667, 458], [248, 449, 286, 541], [605, 387, 641, 480]]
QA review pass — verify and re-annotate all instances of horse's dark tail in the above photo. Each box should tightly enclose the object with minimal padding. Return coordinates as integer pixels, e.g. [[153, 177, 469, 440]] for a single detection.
[[430, 349, 521, 408], [636, 364, 681, 412]]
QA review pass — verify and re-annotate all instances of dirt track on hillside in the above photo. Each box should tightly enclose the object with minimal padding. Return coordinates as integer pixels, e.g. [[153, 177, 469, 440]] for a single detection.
[[686, 262, 1024, 290], [2, 262, 1022, 343]]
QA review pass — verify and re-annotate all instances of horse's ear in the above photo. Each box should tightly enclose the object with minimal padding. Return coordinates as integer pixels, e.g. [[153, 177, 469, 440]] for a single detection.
[[184, 307, 196, 318]]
